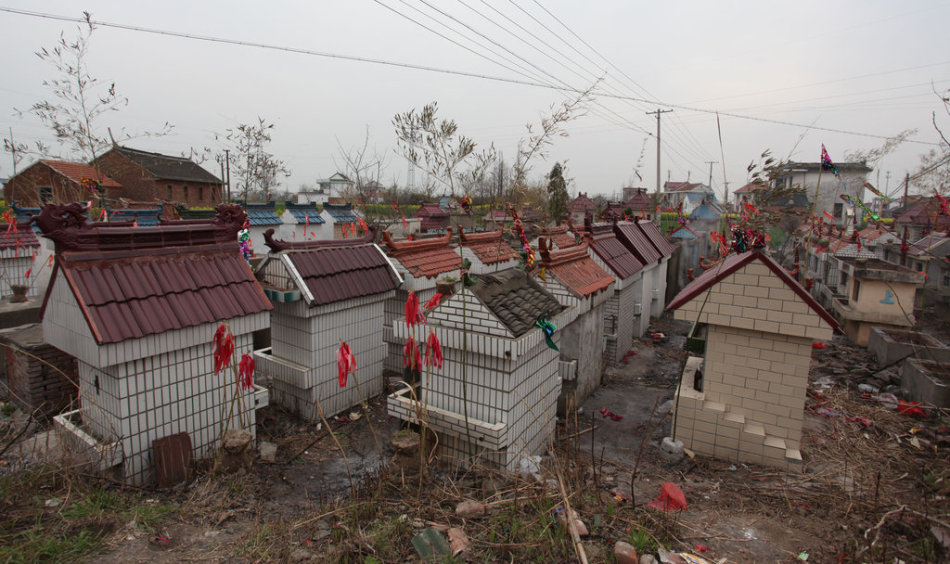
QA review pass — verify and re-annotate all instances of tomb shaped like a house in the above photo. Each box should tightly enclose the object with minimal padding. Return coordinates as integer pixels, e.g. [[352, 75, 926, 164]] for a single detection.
[[280, 202, 325, 241], [243, 202, 283, 258], [415, 203, 450, 233], [538, 222, 578, 249], [536, 237, 615, 404], [614, 221, 663, 338], [39, 204, 272, 485], [387, 268, 566, 470], [572, 219, 645, 364], [667, 249, 837, 470], [381, 230, 461, 376], [0, 220, 42, 299], [458, 228, 519, 274], [254, 229, 401, 420], [637, 220, 675, 316]]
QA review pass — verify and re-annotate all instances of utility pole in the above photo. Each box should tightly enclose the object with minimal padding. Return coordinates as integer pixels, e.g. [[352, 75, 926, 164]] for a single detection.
[[903, 172, 910, 207], [224, 149, 231, 203], [646, 109, 673, 195], [705, 161, 718, 193]]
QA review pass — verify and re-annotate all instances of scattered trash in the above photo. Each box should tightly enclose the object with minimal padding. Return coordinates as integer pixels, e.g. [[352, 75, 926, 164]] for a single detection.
[[812, 341, 826, 349], [648, 482, 687, 512], [600, 407, 623, 421], [678, 554, 714, 564], [875, 392, 899, 410], [857, 383, 879, 394], [517, 455, 541, 480], [897, 400, 927, 419], [728, 465, 737, 472], [43, 497, 62, 508], [931, 526, 950, 550], [814, 406, 839, 417], [455, 500, 486, 519], [797, 550, 809, 561], [447, 527, 470, 556], [411, 528, 451, 560], [846, 416, 872, 427], [334, 415, 350, 424], [555, 507, 589, 537], [347, 411, 362, 421], [613, 540, 638, 564], [694, 544, 708, 553]]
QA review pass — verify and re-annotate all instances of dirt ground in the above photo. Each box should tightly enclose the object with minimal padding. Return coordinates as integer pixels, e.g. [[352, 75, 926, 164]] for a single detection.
[[3, 315, 949, 563]]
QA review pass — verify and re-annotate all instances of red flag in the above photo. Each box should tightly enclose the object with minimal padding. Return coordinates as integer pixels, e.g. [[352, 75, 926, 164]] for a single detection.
[[403, 336, 421, 370], [423, 292, 443, 311], [425, 330, 443, 369], [238, 353, 255, 391], [337, 341, 356, 387], [823, 211, 835, 221], [358, 217, 368, 232], [405, 291, 426, 328], [401, 216, 408, 231]]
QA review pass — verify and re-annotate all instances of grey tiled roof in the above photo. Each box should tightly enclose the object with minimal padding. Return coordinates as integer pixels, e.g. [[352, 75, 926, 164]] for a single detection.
[[472, 268, 563, 337]]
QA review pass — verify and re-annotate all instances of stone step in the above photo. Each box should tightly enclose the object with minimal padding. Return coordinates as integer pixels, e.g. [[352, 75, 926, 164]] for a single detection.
[[763, 435, 787, 450], [786, 448, 803, 464]]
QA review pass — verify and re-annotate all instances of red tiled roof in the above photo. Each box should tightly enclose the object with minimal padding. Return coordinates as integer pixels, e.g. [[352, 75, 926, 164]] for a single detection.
[[587, 224, 642, 280], [38, 204, 271, 344], [460, 228, 518, 265], [43, 160, 122, 188], [542, 223, 578, 249], [383, 229, 460, 278], [666, 250, 839, 330], [0, 224, 40, 250], [614, 221, 661, 264], [638, 220, 675, 257], [284, 244, 398, 306], [538, 239, 614, 297], [626, 191, 651, 211]]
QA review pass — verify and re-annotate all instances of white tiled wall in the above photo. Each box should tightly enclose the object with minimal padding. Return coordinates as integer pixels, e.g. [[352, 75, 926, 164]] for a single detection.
[[77, 332, 260, 485], [259, 292, 391, 420]]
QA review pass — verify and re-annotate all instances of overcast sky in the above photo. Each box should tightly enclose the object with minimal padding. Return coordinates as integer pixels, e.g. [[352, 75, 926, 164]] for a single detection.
[[0, 1, 948, 203]]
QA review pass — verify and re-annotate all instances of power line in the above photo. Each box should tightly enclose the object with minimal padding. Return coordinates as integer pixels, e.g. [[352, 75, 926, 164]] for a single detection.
[[0, 6, 939, 147]]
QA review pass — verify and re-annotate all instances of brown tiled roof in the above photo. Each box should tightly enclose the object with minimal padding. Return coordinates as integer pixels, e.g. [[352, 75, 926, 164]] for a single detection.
[[906, 233, 949, 257], [0, 224, 41, 250], [638, 220, 675, 257], [599, 202, 626, 221], [472, 268, 563, 337], [262, 228, 398, 305], [666, 250, 838, 329], [626, 191, 651, 211], [460, 228, 518, 264], [42, 160, 122, 187], [38, 204, 271, 344], [586, 224, 642, 280], [383, 229, 460, 278], [285, 245, 398, 306], [538, 239, 614, 298], [415, 203, 449, 219], [665, 181, 701, 192], [567, 192, 595, 212], [614, 221, 661, 264]]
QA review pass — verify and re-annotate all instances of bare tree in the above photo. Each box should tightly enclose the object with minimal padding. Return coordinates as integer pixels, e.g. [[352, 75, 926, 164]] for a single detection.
[[4, 12, 171, 176], [335, 126, 388, 204], [223, 118, 291, 202], [511, 82, 597, 191], [393, 101, 496, 199], [910, 86, 950, 194]]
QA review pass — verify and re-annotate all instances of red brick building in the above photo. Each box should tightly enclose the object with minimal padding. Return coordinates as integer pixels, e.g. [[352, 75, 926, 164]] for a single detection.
[[3, 160, 122, 206], [94, 146, 222, 206]]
